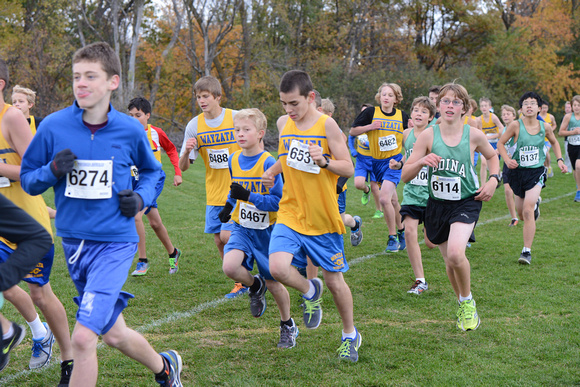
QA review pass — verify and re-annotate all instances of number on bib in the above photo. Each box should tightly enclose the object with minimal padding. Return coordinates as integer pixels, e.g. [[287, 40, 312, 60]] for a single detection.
[[568, 132, 580, 146], [208, 148, 230, 169], [410, 166, 429, 186], [519, 148, 539, 167], [239, 202, 270, 229], [430, 175, 461, 201], [378, 135, 398, 152], [286, 140, 320, 174], [65, 160, 113, 199]]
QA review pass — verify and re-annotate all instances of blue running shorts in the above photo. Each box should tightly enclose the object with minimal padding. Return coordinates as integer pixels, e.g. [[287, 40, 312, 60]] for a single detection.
[[269, 224, 348, 273], [62, 238, 136, 335], [0, 242, 54, 286], [224, 223, 275, 280], [372, 155, 403, 186], [354, 154, 376, 182], [205, 205, 235, 234]]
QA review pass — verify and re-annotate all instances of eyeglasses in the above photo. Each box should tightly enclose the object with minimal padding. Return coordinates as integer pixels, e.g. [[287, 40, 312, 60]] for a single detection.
[[522, 101, 538, 107], [440, 99, 463, 107]]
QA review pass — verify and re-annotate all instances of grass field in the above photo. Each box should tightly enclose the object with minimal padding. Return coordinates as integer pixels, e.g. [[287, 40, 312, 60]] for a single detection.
[[1, 145, 579, 386]]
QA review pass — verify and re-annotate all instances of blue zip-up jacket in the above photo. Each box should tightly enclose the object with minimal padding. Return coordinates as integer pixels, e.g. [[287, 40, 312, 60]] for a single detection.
[[20, 102, 160, 243]]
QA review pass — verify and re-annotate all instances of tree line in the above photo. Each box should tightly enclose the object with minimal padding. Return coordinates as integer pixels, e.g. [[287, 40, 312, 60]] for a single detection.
[[2, 0, 580, 146]]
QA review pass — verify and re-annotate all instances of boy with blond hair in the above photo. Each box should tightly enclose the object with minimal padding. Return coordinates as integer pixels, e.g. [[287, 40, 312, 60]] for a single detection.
[[403, 83, 500, 331], [11, 85, 43, 133], [179, 76, 245, 298], [478, 97, 504, 185], [351, 83, 409, 252], [219, 108, 298, 348], [20, 42, 182, 387], [263, 70, 360, 362]]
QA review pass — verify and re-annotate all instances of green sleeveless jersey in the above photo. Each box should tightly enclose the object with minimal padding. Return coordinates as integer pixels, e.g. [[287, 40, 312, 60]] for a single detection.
[[429, 124, 479, 201], [512, 119, 545, 169], [402, 129, 429, 207]]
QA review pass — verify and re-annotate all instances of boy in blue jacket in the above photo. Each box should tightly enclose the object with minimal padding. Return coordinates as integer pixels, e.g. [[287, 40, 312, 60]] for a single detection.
[[20, 42, 182, 387]]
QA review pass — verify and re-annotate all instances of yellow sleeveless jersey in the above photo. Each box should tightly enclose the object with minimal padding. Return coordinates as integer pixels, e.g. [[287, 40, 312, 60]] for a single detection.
[[481, 114, 499, 136], [197, 109, 241, 206], [146, 124, 162, 163], [541, 114, 553, 142], [0, 104, 52, 248], [367, 107, 404, 159], [230, 151, 277, 226], [277, 115, 345, 235], [29, 116, 37, 135]]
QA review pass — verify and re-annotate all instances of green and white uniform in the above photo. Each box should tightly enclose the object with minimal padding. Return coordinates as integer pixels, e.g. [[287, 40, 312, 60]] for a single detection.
[[401, 129, 429, 207], [512, 119, 546, 169], [428, 124, 479, 201]]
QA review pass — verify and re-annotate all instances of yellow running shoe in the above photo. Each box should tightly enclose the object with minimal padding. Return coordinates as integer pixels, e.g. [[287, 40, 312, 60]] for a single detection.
[[457, 299, 480, 331]]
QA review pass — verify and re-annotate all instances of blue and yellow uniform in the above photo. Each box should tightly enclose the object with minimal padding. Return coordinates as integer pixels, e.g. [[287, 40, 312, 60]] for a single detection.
[[270, 115, 348, 272], [196, 109, 241, 206], [481, 114, 500, 148], [224, 151, 282, 279], [0, 104, 54, 285], [352, 106, 408, 184]]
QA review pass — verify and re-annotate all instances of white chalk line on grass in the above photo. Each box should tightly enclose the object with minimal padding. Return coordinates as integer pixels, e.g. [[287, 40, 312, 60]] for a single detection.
[[1, 190, 574, 384]]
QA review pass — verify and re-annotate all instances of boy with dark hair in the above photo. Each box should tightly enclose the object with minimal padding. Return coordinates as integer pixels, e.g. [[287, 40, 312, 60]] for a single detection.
[[263, 70, 361, 362], [128, 97, 182, 276], [179, 76, 245, 298], [20, 42, 182, 387], [498, 92, 566, 264], [391, 96, 437, 295]]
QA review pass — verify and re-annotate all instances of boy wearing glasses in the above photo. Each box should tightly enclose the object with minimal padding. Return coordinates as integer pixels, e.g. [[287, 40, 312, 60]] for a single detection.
[[498, 92, 566, 265], [402, 83, 499, 332]]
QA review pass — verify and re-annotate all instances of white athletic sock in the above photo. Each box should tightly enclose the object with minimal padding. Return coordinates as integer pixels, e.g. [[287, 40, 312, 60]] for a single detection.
[[416, 278, 426, 284], [522, 247, 531, 253], [459, 293, 473, 303], [303, 280, 316, 299], [2, 324, 14, 340], [342, 328, 357, 341], [27, 314, 47, 340]]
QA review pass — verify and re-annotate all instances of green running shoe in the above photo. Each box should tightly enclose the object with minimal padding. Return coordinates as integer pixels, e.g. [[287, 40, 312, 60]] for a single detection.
[[169, 248, 181, 274], [372, 210, 383, 219], [456, 299, 480, 331], [361, 183, 370, 205]]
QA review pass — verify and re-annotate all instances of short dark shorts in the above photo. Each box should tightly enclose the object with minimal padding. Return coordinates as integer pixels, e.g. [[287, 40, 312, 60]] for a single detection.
[[400, 205, 426, 225], [568, 144, 580, 170], [424, 196, 481, 245], [502, 162, 511, 185], [508, 167, 546, 198]]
